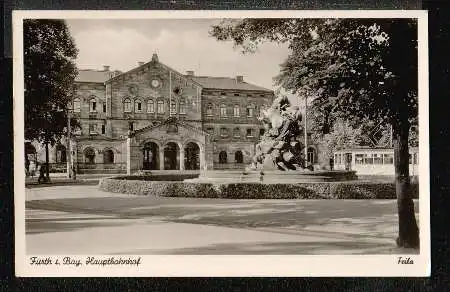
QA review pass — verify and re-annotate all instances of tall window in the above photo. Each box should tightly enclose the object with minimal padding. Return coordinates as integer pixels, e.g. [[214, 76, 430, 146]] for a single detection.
[[102, 103, 106, 113], [124, 98, 132, 112], [220, 127, 228, 137], [170, 101, 177, 114], [157, 100, 164, 114], [233, 128, 240, 137], [135, 99, 142, 112], [147, 99, 154, 113], [103, 149, 114, 164], [89, 124, 97, 134], [246, 105, 254, 117], [235, 151, 243, 163], [246, 128, 253, 137], [219, 151, 227, 164], [101, 124, 106, 134], [179, 99, 186, 114], [206, 104, 213, 116], [234, 105, 240, 117], [307, 148, 316, 164], [90, 98, 97, 112], [220, 104, 227, 117], [73, 98, 81, 113]]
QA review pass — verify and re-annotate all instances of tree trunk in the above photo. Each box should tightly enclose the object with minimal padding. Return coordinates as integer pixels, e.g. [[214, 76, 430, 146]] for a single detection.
[[45, 141, 50, 182], [392, 120, 419, 248]]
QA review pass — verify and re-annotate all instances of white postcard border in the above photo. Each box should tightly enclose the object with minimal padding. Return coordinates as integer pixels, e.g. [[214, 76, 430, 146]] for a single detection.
[[13, 10, 430, 277]]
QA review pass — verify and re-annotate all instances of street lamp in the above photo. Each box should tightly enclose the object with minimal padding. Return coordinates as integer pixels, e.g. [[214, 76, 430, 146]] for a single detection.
[[66, 106, 75, 179]]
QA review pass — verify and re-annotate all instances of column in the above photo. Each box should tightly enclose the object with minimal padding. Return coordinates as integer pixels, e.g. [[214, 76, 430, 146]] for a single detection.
[[179, 147, 185, 171], [159, 148, 164, 170], [126, 135, 131, 175], [200, 147, 206, 170]]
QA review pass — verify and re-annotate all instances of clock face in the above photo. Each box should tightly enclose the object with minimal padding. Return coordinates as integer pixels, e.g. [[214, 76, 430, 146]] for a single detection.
[[151, 79, 160, 88]]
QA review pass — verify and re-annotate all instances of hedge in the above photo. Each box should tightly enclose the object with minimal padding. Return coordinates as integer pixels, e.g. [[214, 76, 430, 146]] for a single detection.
[[99, 177, 419, 200]]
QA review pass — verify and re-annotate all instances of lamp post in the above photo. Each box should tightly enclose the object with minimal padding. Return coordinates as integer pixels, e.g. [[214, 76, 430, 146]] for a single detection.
[[304, 95, 308, 166]]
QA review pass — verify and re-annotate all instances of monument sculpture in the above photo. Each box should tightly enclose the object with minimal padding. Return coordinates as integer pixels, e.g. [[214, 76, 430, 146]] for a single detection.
[[247, 95, 311, 172]]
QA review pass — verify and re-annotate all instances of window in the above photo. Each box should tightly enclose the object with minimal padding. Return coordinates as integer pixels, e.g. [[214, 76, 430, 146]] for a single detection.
[[90, 98, 97, 112], [157, 100, 164, 114], [124, 98, 132, 112], [206, 104, 213, 116], [73, 98, 81, 113], [170, 101, 177, 114], [128, 121, 134, 131], [383, 153, 394, 164], [246, 128, 253, 137], [234, 105, 240, 117], [89, 124, 97, 134], [220, 104, 227, 117], [135, 99, 142, 112], [307, 148, 316, 164], [206, 127, 214, 135], [55, 145, 66, 163], [363, 153, 374, 164], [234, 93, 240, 97], [233, 128, 240, 137], [147, 100, 155, 113], [373, 153, 383, 164], [235, 151, 243, 163], [220, 128, 228, 137], [246, 106, 254, 117], [101, 124, 106, 134], [220, 92, 226, 96], [259, 129, 265, 136], [179, 100, 186, 114], [103, 103, 106, 113], [355, 154, 364, 164]]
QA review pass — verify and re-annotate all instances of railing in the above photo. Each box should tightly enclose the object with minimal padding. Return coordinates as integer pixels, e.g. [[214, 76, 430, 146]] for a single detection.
[[77, 163, 126, 170], [214, 163, 247, 170]]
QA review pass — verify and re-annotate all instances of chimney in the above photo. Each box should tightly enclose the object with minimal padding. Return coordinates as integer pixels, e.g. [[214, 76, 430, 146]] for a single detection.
[[152, 53, 159, 62], [103, 65, 110, 71], [138, 61, 145, 67], [186, 70, 194, 76], [236, 75, 244, 83]]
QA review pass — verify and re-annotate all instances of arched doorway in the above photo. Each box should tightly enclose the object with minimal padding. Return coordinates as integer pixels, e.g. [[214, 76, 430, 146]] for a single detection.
[[164, 142, 179, 170], [103, 149, 114, 164], [219, 151, 227, 164], [185, 142, 200, 170], [143, 142, 159, 170], [55, 144, 67, 163], [84, 147, 96, 164], [235, 150, 243, 164]]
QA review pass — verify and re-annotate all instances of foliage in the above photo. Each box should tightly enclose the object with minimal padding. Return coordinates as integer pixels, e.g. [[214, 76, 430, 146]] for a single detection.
[[315, 119, 364, 159], [100, 177, 418, 200], [211, 18, 420, 247], [24, 19, 79, 145]]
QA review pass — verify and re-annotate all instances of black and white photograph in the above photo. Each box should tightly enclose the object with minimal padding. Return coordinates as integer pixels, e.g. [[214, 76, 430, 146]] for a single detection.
[[14, 10, 429, 276]]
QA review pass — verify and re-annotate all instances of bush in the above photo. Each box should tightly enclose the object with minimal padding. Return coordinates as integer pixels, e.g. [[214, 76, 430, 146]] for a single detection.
[[99, 177, 419, 199]]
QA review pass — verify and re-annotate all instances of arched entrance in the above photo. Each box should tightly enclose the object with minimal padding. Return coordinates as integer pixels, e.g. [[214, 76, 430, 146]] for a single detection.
[[185, 142, 200, 170], [164, 142, 179, 170], [143, 142, 159, 170], [84, 147, 96, 164], [55, 144, 67, 163], [219, 151, 227, 164], [103, 149, 114, 164], [235, 150, 243, 164]]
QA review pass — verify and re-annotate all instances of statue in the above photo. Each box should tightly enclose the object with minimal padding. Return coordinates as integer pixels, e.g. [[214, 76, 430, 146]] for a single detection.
[[247, 96, 309, 172]]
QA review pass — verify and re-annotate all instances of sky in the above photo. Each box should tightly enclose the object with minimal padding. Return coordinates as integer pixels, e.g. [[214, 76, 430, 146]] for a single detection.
[[66, 19, 298, 104]]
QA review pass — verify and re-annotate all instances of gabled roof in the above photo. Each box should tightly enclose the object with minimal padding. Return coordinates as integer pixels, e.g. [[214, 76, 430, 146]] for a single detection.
[[191, 76, 273, 93], [75, 70, 113, 83]]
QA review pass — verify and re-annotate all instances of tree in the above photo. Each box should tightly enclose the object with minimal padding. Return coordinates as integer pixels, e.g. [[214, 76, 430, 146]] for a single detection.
[[24, 20, 79, 180], [211, 18, 419, 248]]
